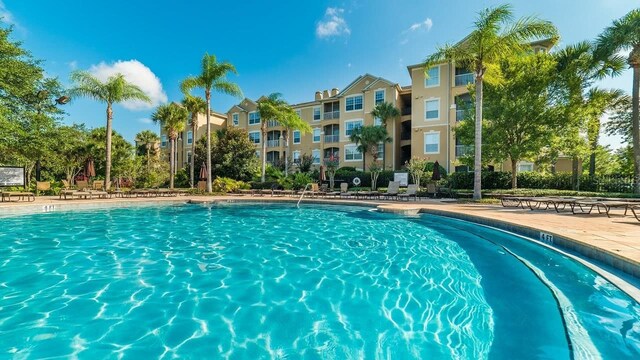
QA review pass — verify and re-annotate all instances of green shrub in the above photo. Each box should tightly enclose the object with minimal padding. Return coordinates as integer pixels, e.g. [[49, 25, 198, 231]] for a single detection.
[[211, 177, 249, 193], [249, 181, 281, 190], [336, 166, 357, 173], [174, 168, 190, 188], [279, 172, 313, 190], [425, 162, 447, 178]]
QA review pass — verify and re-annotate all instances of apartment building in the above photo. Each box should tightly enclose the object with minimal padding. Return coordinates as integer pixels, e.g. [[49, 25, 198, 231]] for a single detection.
[[159, 111, 227, 171]]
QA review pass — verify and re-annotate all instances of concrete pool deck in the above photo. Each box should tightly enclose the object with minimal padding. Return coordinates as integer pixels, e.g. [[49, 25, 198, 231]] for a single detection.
[[2, 194, 640, 296]]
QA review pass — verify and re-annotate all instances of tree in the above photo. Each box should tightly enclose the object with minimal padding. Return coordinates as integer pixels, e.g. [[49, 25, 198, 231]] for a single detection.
[[584, 88, 626, 176], [257, 93, 287, 181], [370, 102, 400, 170], [277, 107, 311, 175], [135, 130, 160, 171], [456, 52, 559, 188], [605, 95, 633, 143], [151, 103, 188, 189], [554, 42, 624, 188], [85, 127, 134, 179], [193, 128, 259, 182], [422, 4, 558, 199], [181, 54, 243, 192], [406, 157, 429, 188], [69, 71, 151, 190], [181, 95, 207, 187], [595, 9, 640, 193], [349, 125, 391, 189], [53, 124, 89, 185]]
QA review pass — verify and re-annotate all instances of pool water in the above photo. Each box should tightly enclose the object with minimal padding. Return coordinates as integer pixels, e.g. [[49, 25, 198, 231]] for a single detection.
[[0, 203, 639, 359]]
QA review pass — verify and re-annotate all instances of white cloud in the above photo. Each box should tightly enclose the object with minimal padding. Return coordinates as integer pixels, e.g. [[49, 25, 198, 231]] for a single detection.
[[406, 18, 433, 32], [0, 0, 18, 26], [68, 60, 78, 70], [138, 118, 153, 124], [316, 7, 350, 39], [88, 60, 167, 110]]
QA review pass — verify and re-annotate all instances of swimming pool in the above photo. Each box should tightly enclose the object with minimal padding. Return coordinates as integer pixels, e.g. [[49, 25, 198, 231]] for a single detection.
[[1, 202, 639, 359]]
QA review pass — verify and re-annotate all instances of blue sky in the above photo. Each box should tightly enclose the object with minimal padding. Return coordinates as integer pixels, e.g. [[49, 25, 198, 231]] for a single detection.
[[1, 0, 636, 149]]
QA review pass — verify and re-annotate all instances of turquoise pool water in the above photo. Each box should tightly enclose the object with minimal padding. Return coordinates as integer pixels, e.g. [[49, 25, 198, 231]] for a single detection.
[[0, 203, 639, 359]]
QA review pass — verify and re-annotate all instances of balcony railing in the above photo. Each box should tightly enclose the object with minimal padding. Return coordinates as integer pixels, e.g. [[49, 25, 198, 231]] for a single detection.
[[324, 134, 339, 143], [323, 111, 340, 120], [455, 73, 475, 86], [455, 145, 473, 157], [401, 107, 412, 116], [400, 132, 411, 141], [267, 139, 280, 147], [267, 120, 279, 127]]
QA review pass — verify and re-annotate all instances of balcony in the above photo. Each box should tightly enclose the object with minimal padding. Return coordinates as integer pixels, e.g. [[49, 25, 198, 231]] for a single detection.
[[455, 73, 475, 87], [267, 139, 280, 147], [455, 145, 473, 157], [323, 111, 340, 120], [401, 107, 412, 116], [267, 120, 279, 127], [324, 134, 339, 143], [400, 132, 411, 141], [456, 109, 466, 121]]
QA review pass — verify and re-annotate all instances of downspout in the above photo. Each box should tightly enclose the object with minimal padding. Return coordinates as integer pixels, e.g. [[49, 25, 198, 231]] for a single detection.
[[446, 60, 452, 174]]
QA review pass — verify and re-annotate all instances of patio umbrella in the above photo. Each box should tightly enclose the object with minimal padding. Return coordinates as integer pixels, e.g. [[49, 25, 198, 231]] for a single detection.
[[85, 158, 96, 179], [199, 162, 207, 181], [431, 160, 441, 181], [319, 165, 326, 183]]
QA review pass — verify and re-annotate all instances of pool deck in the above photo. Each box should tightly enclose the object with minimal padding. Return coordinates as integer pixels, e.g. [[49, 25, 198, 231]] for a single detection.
[[2, 195, 640, 295]]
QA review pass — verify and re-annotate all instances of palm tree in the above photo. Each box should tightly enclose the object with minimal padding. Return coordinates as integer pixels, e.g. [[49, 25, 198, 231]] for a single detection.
[[181, 54, 243, 192], [585, 88, 626, 176], [135, 130, 160, 170], [422, 4, 558, 200], [257, 93, 287, 181], [181, 95, 207, 187], [277, 107, 312, 175], [595, 9, 640, 193], [349, 125, 392, 170], [554, 42, 624, 188], [151, 103, 188, 189], [371, 102, 400, 170], [69, 72, 151, 190]]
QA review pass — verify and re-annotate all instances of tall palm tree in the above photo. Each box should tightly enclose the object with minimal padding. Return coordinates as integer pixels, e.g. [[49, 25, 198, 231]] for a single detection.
[[422, 4, 558, 200], [181, 54, 243, 192], [257, 93, 287, 181], [135, 130, 160, 171], [595, 9, 640, 193], [554, 42, 624, 188], [151, 103, 188, 189], [371, 102, 400, 170], [585, 88, 626, 176], [181, 95, 207, 187], [349, 125, 392, 170], [277, 107, 312, 175], [69, 72, 151, 190]]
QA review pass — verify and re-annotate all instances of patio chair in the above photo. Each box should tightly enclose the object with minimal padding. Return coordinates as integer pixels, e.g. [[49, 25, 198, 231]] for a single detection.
[[76, 180, 89, 191], [93, 180, 105, 191], [36, 181, 51, 196], [197, 181, 206, 191], [1, 191, 35, 202], [426, 183, 437, 198], [339, 182, 353, 199], [380, 181, 399, 200], [398, 184, 418, 201]]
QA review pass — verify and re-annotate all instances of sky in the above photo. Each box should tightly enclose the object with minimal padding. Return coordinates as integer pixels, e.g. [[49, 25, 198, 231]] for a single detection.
[[1, 0, 636, 149]]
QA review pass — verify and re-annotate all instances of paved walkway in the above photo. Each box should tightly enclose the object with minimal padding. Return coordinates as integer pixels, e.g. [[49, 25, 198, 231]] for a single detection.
[[2, 194, 639, 281]]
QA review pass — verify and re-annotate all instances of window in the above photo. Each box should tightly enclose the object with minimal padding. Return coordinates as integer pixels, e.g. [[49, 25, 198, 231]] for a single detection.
[[377, 143, 384, 160], [161, 135, 167, 148], [517, 161, 534, 172], [424, 132, 440, 154], [425, 66, 440, 87], [313, 106, 321, 121], [293, 150, 301, 163], [249, 111, 260, 125], [293, 130, 301, 144], [187, 131, 193, 145], [345, 95, 363, 111], [374, 117, 382, 126], [232, 113, 239, 126], [255, 150, 261, 158], [313, 128, 321, 143], [344, 144, 363, 161], [345, 119, 363, 137], [425, 99, 440, 120], [374, 90, 385, 105], [249, 131, 260, 144], [312, 149, 321, 164], [187, 151, 192, 164]]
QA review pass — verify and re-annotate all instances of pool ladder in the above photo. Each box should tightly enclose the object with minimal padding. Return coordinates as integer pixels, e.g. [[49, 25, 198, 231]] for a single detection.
[[296, 183, 313, 208]]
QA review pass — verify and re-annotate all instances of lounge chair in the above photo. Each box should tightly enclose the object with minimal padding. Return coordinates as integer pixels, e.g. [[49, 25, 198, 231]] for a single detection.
[[36, 181, 51, 196], [380, 181, 399, 200], [1, 191, 35, 202], [398, 184, 418, 201], [426, 183, 437, 198], [76, 180, 89, 191], [571, 200, 639, 218], [339, 182, 352, 198], [60, 190, 92, 200]]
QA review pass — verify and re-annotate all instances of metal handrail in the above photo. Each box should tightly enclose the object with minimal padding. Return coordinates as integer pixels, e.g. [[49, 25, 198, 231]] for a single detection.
[[297, 183, 313, 208]]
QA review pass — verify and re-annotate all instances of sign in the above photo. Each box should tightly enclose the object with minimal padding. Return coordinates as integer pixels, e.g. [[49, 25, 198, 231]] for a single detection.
[[0, 166, 25, 187], [539, 232, 554, 244], [394, 172, 409, 187]]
